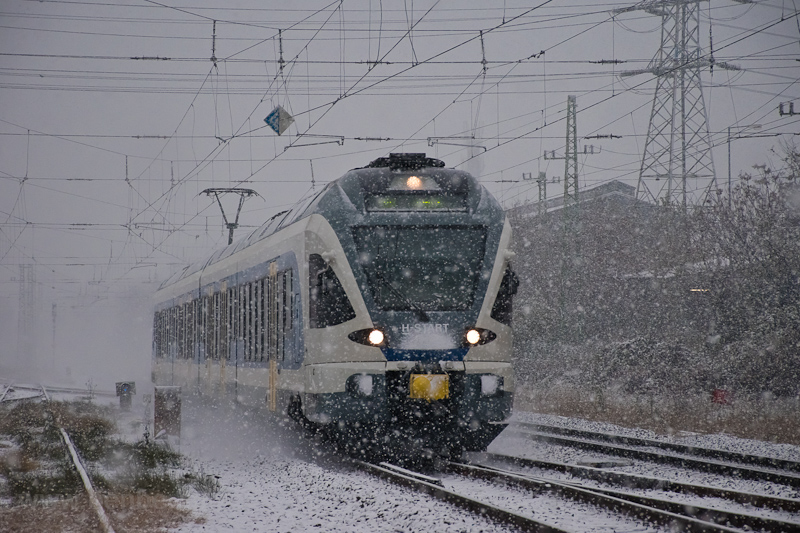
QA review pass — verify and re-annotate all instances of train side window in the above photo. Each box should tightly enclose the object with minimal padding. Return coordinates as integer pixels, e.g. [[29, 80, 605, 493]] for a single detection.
[[254, 281, 261, 361], [243, 283, 250, 361], [230, 287, 237, 360], [200, 296, 208, 361], [249, 282, 256, 361], [490, 265, 519, 326], [210, 293, 217, 360], [259, 278, 267, 361], [153, 312, 159, 358], [181, 302, 188, 359], [284, 270, 293, 332], [309, 253, 356, 328]]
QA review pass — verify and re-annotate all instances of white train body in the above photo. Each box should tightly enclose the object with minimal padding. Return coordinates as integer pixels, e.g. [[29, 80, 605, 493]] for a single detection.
[[153, 154, 518, 452]]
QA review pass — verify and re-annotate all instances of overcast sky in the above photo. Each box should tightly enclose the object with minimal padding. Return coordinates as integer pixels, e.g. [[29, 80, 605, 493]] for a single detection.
[[1, 0, 798, 386]]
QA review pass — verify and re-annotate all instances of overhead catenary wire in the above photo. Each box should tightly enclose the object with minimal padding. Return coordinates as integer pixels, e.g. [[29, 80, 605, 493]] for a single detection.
[[2, 0, 797, 293]]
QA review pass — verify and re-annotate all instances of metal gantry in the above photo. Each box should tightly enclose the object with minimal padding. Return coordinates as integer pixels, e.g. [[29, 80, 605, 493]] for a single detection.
[[201, 188, 260, 245], [618, 0, 736, 208]]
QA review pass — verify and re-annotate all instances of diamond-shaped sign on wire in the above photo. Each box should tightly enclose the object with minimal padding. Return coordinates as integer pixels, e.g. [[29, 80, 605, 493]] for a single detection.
[[264, 105, 294, 136]]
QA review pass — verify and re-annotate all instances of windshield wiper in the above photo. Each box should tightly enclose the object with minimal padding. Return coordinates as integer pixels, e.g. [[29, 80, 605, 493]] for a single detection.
[[373, 271, 430, 322]]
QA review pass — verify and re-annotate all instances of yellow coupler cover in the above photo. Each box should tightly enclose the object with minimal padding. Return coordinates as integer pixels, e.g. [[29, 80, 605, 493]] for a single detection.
[[409, 374, 450, 401]]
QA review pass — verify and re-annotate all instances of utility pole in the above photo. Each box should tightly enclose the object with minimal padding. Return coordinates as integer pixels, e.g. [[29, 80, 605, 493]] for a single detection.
[[617, 0, 737, 208], [522, 172, 549, 214], [18, 265, 35, 362], [543, 96, 599, 206], [543, 95, 598, 343], [201, 188, 260, 245], [779, 102, 798, 116], [52, 302, 57, 369]]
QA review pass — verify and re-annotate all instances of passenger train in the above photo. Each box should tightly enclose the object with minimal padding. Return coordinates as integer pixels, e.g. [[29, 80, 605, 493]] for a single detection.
[[152, 153, 518, 455]]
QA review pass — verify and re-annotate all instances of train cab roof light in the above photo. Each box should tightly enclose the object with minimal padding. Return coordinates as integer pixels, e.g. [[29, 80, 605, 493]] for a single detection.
[[387, 174, 440, 191], [366, 153, 445, 170]]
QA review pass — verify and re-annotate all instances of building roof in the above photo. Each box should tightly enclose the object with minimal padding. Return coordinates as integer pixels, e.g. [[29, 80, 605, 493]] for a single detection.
[[505, 180, 650, 219]]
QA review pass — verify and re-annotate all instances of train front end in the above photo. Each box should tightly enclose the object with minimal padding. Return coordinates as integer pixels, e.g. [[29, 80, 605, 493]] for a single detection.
[[305, 153, 517, 455]]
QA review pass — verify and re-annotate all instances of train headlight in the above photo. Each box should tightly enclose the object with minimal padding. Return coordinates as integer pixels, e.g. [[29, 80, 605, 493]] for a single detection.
[[347, 374, 374, 397], [368, 329, 385, 345], [480, 374, 503, 397], [348, 328, 388, 347], [462, 327, 497, 347]]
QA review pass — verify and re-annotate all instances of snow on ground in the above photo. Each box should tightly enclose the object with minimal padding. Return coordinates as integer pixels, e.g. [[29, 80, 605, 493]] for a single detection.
[[170, 400, 800, 532], [442, 475, 662, 533], [476, 446, 800, 531], [6, 385, 800, 532], [490, 428, 800, 501], [512, 411, 800, 463], [171, 397, 510, 532]]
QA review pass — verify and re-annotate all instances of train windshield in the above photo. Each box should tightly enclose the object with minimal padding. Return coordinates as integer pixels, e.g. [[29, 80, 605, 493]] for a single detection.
[[353, 225, 486, 311]]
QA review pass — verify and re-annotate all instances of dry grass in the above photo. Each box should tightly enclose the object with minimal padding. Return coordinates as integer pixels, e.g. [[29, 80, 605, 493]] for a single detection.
[[516, 384, 800, 445], [0, 494, 103, 533], [102, 493, 202, 533], [0, 399, 203, 532], [0, 493, 201, 533]]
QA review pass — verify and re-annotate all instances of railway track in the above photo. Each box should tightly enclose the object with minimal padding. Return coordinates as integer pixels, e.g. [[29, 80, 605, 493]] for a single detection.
[[33, 384, 116, 533], [12, 383, 116, 398], [44, 385, 116, 533], [0, 383, 45, 403], [1, 382, 117, 404], [510, 422, 800, 488], [354, 418, 800, 532], [457, 458, 800, 532], [478, 451, 800, 514], [356, 457, 754, 532], [517, 422, 800, 474], [354, 459, 567, 532]]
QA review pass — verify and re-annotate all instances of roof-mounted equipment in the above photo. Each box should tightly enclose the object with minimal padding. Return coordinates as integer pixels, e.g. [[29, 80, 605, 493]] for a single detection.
[[366, 153, 445, 171]]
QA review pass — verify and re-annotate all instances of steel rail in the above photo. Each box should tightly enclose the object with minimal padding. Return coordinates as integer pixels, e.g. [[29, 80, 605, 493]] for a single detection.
[[0, 391, 45, 403], [353, 460, 568, 533], [517, 421, 800, 473], [553, 478, 800, 533], [42, 385, 117, 533], [479, 452, 800, 513], [0, 385, 44, 404], [448, 462, 741, 533], [512, 427, 800, 488], [15, 383, 116, 397], [378, 461, 444, 486]]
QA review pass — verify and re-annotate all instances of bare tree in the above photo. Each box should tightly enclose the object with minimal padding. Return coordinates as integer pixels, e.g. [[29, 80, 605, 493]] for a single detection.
[[696, 143, 800, 395]]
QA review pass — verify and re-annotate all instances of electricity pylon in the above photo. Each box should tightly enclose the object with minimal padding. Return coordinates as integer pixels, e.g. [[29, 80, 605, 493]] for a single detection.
[[617, 0, 738, 208]]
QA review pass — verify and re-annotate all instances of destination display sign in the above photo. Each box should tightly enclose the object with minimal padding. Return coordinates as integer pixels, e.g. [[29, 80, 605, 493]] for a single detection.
[[364, 193, 467, 212]]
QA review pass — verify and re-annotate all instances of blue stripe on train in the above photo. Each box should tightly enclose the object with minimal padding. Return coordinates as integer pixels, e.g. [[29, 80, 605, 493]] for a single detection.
[[381, 348, 469, 362]]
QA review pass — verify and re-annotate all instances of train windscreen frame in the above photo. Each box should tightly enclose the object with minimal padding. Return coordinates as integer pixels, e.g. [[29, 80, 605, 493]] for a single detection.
[[352, 225, 486, 311]]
